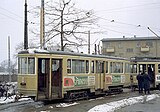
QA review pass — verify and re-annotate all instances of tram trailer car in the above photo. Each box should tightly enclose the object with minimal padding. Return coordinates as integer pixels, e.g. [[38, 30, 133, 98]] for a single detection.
[[17, 49, 131, 101], [131, 57, 160, 90]]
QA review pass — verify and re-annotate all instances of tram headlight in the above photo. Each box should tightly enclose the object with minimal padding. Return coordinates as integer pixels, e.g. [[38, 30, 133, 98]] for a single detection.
[[20, 77, 26, 86]]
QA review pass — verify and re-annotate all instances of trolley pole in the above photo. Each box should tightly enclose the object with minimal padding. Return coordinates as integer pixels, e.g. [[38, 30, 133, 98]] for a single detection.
[[8, 36, 11, 82]]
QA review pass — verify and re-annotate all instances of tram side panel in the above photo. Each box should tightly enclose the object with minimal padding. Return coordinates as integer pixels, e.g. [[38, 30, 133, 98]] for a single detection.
[[101, 60, 129, 93], [17, 56, 38, 99], [62, 58, 96, 99]]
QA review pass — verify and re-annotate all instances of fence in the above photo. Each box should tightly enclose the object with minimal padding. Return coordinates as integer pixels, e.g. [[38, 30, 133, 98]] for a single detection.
[[0, 74, 17, 82]]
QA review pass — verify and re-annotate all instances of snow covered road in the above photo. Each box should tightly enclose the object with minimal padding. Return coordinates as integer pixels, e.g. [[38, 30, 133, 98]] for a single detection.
[[88, 94, 159, 112]]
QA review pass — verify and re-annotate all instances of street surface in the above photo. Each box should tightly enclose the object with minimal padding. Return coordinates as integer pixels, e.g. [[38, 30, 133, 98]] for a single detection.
[[0, 89, 160, 112], [116, 91, 160, 112]]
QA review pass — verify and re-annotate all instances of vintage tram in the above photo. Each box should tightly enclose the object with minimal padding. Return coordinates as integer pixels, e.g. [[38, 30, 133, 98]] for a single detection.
[[131, 57, 160, 89], [17, 49, 131, 101]]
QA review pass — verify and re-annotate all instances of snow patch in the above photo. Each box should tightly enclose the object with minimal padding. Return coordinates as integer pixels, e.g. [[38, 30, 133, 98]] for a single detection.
[[88, 94, 159, 112], [56, 102, 79, 108], [28, 49, 49, 54], [0, 95, 32, 104]]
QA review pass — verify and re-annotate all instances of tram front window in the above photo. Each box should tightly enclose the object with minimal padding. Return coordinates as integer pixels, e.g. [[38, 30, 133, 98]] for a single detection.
[[18, 57, 35, 74]]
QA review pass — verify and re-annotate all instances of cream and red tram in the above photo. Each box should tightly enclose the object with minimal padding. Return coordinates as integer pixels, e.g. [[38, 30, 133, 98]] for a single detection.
[[18, 49, 131, 100]]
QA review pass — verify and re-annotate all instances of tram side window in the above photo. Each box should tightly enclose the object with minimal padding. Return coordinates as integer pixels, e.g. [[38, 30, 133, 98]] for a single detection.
[[28, 58, 35, 74], [96, 61, 104, 73], [67, 59, 71, 73], [41, 59, 45, 74], [18, 58, 21, 74], [125, 63, 130, 73], [110, 62, 123, 73], [110, 62, 113, 73], [52, 60, 60, 72], [106, 62, 108, 73], [158, 64, 160, 73], [86, 60, 89, 73], [130, 64, 137, 73], [91, 61, 94, 73], [72, 60, 85, 73], [96, 61, 100, 73]]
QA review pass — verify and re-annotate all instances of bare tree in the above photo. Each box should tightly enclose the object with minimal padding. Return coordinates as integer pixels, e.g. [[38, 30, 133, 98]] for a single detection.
[[30, 0, 98, 51], [0, 60, 17, 74]]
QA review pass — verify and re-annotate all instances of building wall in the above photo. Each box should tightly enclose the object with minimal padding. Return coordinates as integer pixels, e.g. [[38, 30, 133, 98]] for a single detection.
[[102, 39, 160, 58]]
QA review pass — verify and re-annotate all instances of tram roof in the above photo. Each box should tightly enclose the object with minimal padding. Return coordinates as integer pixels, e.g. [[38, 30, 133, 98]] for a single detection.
[[18, 49, 128, 60], [130, 57, 160, 62]]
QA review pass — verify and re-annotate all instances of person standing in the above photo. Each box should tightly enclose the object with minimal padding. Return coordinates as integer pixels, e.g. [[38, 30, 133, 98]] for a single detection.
[[136, 71, 144, 94], [143, 71, 151, 94]]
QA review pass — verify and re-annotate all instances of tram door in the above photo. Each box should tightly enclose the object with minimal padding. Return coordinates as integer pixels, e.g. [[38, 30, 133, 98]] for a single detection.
[[38, 58, 50, 100], [139, 64, 155, 88], [51, 59, 62, 99]]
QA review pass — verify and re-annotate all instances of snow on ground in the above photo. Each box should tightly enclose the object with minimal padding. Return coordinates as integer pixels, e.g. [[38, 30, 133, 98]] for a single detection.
[[56, 102, 79, 108], [0, 82, 32, 105], [0, 95, 32, 104], [88, 94, 160, 112]]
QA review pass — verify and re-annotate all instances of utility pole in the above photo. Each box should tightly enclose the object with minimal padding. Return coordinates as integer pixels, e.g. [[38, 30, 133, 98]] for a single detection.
[[24, 0, 28, 50], [8, 36, 11, 82], [98, 44, 100, 54], [88, 31, 90, 54], [60, 10, 64, 51], [40, 0, 45, 49], [95, 44, 97, 55]]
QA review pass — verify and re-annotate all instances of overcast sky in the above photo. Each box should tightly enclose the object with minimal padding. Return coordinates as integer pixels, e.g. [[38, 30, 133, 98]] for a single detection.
[[0, 0, 160, 62]]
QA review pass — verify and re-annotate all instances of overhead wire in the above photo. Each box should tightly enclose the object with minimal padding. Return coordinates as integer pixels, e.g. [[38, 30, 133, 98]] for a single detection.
[[0, 12, 22, 23], [0, 6, 23, 19], [1, 1, 159, 36], [96, 2, 160, 13]]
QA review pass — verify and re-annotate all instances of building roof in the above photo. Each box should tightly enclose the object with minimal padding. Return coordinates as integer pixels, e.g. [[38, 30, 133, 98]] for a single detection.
[[101, 37, 160, 42]]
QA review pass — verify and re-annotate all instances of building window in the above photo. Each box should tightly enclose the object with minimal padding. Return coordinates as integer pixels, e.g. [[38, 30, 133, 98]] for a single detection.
[[118, 42, 122, 48], [126, 48, 133, 52], [136, 42, 140, 47], [146, 41, 153, 47]]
